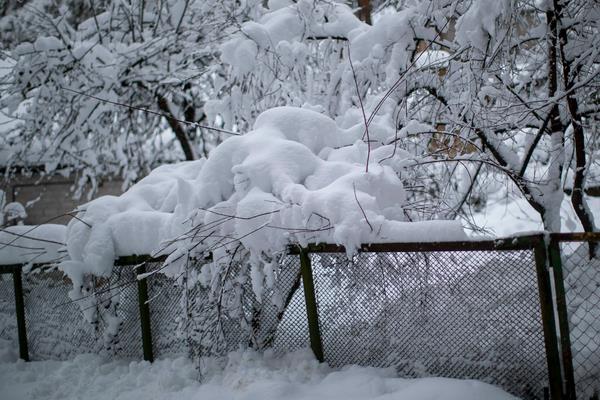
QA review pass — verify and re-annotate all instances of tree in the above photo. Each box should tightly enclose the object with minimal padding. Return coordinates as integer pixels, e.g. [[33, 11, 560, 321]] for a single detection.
[[208, 0, 599, 241], [0, 0, 250, 195], [5, 0, 598, 357]]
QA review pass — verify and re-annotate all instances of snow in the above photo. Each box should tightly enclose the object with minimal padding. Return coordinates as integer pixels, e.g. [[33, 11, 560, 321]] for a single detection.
[[0, 57, 19, 166], [470, 191, 600, 237], [33, 36, 65, 52], [3, 201, 27, 223], [414, 50, 451, 70], [349, 10, 415, 69], [0, 349, 518, 400], [455, 0, 510, 52], [218, 1, 418, 90], [220, 1, 366, 79], [0, 338, 17, 363], [62, 106, 466, 286], [0, 224, 66, 265], [54, 106, 465, 337]]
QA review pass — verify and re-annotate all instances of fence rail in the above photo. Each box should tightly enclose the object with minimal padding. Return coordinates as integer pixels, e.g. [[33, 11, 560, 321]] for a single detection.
[[1, 232, 599, 400]]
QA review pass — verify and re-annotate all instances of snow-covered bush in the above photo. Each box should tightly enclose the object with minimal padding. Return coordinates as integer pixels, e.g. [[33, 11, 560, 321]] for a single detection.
[[59, 105, 465, 347], [3, 0, 598, 235], [0, 0, 255, 195]]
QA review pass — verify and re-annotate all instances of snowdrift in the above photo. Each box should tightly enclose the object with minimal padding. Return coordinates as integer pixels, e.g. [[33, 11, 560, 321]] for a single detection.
[[0, 349, 518, 400]]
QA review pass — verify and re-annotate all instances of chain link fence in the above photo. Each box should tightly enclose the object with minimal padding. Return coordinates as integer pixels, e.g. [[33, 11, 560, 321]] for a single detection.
[[0, 271, 17, 355], [3, 234, 600, 399], [272, 256, 309, 355], [300, 250, 548, 399], [554, 238, 600, 399], [7, 265, 144, 360], [176, 255, 305, 367], [145, 262, 188, 358], [23, 268, 102, 360]]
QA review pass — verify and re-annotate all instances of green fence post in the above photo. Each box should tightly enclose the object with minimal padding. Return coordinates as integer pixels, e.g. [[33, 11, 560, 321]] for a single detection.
[[299, 248, 324, 362], [12, 266, 29, 361], [136, 264, 154, 362], [548, 239, 576, 400], [534, 241, 563, 400]]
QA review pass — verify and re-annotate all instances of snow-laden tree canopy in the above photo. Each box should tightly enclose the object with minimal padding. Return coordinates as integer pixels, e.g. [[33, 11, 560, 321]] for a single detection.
[[0, 0, 254, 195], [208, 0, 600, 240], [2, 0, 599, 238]]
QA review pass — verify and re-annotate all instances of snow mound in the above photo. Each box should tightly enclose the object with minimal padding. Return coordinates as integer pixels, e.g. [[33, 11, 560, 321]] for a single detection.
[[0, 349, 518, 400], [62, 106, 465, 301], [0, 224, 66, 265]]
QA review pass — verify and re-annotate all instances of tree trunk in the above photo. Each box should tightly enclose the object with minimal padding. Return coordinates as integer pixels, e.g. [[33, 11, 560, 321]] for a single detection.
[[554, 0, 597, 256], [357, 0, 371, 25], [540, 7, 565, 233], [156, 95, 197, 161]]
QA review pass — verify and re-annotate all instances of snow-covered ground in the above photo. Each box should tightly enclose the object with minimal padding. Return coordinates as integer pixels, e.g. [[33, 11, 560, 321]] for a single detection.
[[0, 346, 518, 400], [472, 193, 600, 237]]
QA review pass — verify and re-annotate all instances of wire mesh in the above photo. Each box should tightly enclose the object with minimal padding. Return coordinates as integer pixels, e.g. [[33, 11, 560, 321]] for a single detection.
[[179, 255, 305, 369], [22, 268, 103, 360], [21, 265, 144, 360], [0, 245, 554, 400], [180, 261, 249, 365], [0, 272, 17, 349], [145, 261, 188, 358], [272, 255, 309, 355], [303, 250, 548, 400], [100, 266, 143, 359], [559, 240, 600, 399]]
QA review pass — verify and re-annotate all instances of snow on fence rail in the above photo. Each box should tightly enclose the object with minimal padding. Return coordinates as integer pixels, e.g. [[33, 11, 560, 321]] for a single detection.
[[1, 233, 599, 400]]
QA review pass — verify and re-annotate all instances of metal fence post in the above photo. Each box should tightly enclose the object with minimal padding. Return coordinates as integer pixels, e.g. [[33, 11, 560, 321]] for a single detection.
[[534, 241, 563, 400], [12, 266, 29, 361], [299, 248, 324, 362], [136, 264, 154, 362], [548, 239, 576, 400]]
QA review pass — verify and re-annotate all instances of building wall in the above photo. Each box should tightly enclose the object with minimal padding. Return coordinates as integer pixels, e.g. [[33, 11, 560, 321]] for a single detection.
[[2, 175, 124, 225]]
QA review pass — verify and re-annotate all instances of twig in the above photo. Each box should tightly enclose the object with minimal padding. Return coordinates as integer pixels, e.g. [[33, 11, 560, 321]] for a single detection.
[[347, 44, 371, 173], [0, 228, 65, 246], [353, 182, 373, 232], [60, 86, 240, 136], [0, 211, 87, 252], [365, 17, 453, 128]]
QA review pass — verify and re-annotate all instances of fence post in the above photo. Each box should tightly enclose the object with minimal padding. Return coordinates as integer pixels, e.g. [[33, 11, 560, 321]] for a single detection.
[[299, 248, 324, 362], [12, 266, 29, 361], [548, 239, 576, 400], [533, 240, 563, 400], [136, 264, 154, 362]]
